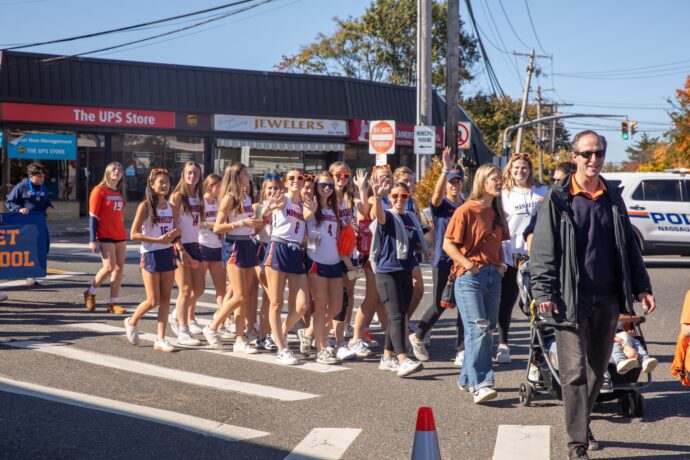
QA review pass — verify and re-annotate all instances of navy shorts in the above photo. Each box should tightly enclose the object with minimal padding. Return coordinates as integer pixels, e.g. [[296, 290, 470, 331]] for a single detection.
[[182, 242, 202, 262], [307, 257, 343, 279], [140, 247, 177, 273], [265, 241, 306, 275], [222, 238, 259, 269], [199, 244, 222, 262], [257, 242, 269, 270]]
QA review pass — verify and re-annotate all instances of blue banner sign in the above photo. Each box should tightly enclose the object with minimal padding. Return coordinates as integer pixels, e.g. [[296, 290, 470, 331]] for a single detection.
[[0, 212, 48, 279], [8, 133, 77, 160]]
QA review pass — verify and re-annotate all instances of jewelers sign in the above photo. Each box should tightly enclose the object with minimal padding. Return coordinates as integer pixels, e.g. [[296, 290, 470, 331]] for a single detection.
[[214, 114, 348, 136]]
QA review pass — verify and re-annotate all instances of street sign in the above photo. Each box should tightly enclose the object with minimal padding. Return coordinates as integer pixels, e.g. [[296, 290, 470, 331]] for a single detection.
[[369, 120, 396, 155], [413, 125, 435, 154], [375, 154, 388, 166], [457, 122, 472, 150]]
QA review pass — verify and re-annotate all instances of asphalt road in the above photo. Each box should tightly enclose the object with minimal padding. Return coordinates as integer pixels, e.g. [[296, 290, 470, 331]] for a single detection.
[[1, 237, 689, 460]]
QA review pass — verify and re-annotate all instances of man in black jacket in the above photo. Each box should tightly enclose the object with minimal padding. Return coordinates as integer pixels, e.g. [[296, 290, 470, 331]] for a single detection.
[[530, 130, 655, 460]]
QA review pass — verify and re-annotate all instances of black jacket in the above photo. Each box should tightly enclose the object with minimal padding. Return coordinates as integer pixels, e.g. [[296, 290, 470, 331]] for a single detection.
[[530, 174, 652, 328]]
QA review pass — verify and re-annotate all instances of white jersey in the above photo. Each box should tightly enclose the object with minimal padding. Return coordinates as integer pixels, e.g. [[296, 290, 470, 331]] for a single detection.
[[199, 198, 221, 248], [501, 185, 547, 265], [271, 194, 305, 243], [226, 195, 255, 237], [307, 208, 340, 265], [139, 202, 174, 254], [339, 200, 355, 227], [257, 200, 272, 244], [177, 195, 201, 244]]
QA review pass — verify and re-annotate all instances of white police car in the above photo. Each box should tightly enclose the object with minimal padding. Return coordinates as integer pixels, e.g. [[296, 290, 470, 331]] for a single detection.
[[603, 170, 690, 256]]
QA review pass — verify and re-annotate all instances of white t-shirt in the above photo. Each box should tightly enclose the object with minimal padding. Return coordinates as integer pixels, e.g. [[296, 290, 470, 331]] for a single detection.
[[177, 196, 201, 244], [271, 194, 305, 243], [199, 198, 221, 248], [307, 208, 340, 265], [226, 195, 255, 237], [501, 185, 547, 265], [139, 202, 174, 253]]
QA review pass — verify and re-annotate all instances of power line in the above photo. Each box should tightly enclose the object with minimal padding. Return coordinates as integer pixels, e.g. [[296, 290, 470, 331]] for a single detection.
[[523, 0, 547, 54], [478, 0, 523, 84], [497, 0, 530, 49], [555, 58, 690, 77], [555, 68, 690, 80]]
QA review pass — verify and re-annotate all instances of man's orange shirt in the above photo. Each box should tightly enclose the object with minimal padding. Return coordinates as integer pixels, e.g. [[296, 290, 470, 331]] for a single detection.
[[89, 186, 126, 241], [570, 176, 607, 201], [680, 289, 690, 325]]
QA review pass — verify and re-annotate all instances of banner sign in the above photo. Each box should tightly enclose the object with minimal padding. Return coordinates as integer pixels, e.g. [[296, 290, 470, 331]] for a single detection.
[[8, 133, 77, 160], [214, 114, 348, 136], [349, 119, 443, 148], [0, 212, 48, 279]]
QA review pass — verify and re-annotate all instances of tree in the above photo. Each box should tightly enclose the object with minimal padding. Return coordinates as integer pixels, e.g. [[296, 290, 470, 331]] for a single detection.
[[275, 0, 479, 91], [621, 133, 665, 171]]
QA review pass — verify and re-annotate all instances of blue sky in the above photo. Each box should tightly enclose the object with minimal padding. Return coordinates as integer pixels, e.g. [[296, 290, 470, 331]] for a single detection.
[[1, 0, 686, 163]]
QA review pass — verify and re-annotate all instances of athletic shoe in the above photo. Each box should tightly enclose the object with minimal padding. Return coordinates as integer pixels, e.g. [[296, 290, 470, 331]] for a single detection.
[[494, 347, 511, 364], [409, 333, 429, 362], [336, 344, 356, 360], [168, 313, 179, 336], [422, 333, 431, 347], [528, 364, 540, 384], [218, 325, 235, 340], [297, 328, 312, 354], [245, 329, 259, 346], [397, 358, 423, 377], [348, 338, 373, 357], [344, 323, 354, 339], [456, 381, 471, 393], [153, 339, 176, 353], [407, 321, 417, 335], [642, 357, 658, 374], [202, 326, 223, 350], [473, 387, 497, 404], [177, 331, 202, 346], [188, 320, 204, 335], [454, 350, 465, 367], [83, 290, 96, 312], [276, 348, 299, 365], [568, 445, 589, 459], [257, 335, 278, 351], [233, 338, 259, 354], [107, 303, 126, 315], [600, 371, 613, 394], [123, 317, 139, 346], [26, 277, 39, 286], [371, 313, 381, 328], [316, 348, 339, 365], [363, 330, 379, 348], [616, 357, 639, 374], [378, 355, 400, 372], [587, 428, 599, 451]]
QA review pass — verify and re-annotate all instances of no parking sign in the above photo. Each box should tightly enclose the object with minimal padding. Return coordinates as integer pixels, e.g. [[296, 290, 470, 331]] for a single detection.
[[457, 122, 472, 150]]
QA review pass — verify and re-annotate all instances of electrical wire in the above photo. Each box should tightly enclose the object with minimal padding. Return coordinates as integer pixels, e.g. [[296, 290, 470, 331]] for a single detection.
[[555, 58, 690, 76], [497, 0, 531, 49], [523, 0, 547, 54], [478, 0, 524, 84]]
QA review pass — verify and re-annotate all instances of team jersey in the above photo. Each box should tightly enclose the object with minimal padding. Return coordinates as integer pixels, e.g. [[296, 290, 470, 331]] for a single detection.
[[307, 208, 340, 265], [89, 185, 126, 241], [338, 201, 355, 227], [139, 202, 174, 254], [177, 195, 201, 244], [257, 200, 272, 244], [501, 185, 547, 265], [199, 198, 221, 249], [271, 194, 305, 243], [226, 195, 255, 237]]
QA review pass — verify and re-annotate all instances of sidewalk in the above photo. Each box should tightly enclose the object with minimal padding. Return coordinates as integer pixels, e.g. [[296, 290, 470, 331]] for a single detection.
[[48, 217, 134, 238]]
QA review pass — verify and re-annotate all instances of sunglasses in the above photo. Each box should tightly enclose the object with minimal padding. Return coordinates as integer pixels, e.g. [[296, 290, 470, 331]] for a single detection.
[[511, 153, 531, 160], [390, 193, 409, 200], [334, 173, 351, 180], [316, 182, 334, 188], [373, 164, 391, 171], [286, 175, 304, 182], [150, 168, 168, 175], [575, 150, 606, 159], [303, 174, 316, 182]]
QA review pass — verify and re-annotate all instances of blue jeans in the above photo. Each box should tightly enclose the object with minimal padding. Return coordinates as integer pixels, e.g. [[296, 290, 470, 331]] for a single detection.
[[455, 264, 502, 391]]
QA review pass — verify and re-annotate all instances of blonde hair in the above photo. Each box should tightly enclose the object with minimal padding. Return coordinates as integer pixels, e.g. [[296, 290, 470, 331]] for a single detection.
[[502, 153, 538, 191], [97, 162, 126, 202], [469, 164, 506, 230], [220, 161, 248, 217], [328, 161, 354, 207], [203, 173, 222, 194], [172, 161, 204, 218]]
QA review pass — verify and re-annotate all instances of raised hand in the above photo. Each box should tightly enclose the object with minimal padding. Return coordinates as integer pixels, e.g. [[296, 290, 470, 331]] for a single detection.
[[442, 146, 453, 170], [304, 195, 318, 213], [354, 169, 368, 189], [370, 174, 385, 198], [266, 191, 285, 212]]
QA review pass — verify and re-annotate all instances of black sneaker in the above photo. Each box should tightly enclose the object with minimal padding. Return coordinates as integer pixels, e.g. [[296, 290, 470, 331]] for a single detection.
[[587, 428, 599, 451], [600, 373, 613, 394], [568, 444, 589, 459]]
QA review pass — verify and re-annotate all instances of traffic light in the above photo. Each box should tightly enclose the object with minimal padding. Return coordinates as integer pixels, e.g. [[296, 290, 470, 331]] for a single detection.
[[621, 121, 629, 140], [631, 121, 638, 136]]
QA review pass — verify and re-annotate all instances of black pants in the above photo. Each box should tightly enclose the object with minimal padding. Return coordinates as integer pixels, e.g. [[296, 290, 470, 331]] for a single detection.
[[497, 264, 520, 345], [415, 265, 464, 351], [375, 270, 413, 355], [555, 292, 619, 450]]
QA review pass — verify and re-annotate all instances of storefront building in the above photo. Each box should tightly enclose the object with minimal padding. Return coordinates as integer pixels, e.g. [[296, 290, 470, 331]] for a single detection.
[[0, 51, 493, 219]]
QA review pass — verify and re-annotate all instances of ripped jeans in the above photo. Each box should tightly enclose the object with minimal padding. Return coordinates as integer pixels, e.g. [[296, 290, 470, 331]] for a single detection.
[[455, 264, 502, 391]]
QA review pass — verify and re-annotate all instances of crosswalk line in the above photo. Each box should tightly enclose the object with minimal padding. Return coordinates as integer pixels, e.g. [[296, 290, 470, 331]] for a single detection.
[[67, 323, 349, 373], [492, 425, 550, 460], [284, 428, 362, 460], [5, 341, 317, 401], [0, 375, 269, 442], [0, 272, 84, 288]]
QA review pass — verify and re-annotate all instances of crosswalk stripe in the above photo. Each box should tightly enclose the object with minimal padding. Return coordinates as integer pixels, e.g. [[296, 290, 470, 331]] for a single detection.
[[0, 375, 269, 442], [67, 323, 349, 373], [5, 341, 317, 401], [283, 428, 362, 460], [0, 272, 84, 288], [492, 425, 550, 460]]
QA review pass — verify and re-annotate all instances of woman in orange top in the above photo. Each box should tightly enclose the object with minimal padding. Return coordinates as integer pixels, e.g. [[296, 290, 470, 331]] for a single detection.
[[443, 164, 509, 404]]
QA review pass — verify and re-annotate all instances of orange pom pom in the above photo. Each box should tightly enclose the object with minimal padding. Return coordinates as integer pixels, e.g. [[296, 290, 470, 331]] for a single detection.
[[338, 225, 356, 256]]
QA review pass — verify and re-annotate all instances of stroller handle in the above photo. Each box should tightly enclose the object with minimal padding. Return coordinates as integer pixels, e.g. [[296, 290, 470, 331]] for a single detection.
[[618, 315, 645, 324]]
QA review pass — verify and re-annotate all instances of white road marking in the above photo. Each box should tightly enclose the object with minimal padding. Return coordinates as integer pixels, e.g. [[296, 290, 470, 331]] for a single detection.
[[0, 272, 84, 288], [0, 375, 268, 442], [50, 242, 139, 251], [284, 428, 362, 460], [492, 425, 550, 460], [5, 341, 317, 401], [67, 323, 349, 373]]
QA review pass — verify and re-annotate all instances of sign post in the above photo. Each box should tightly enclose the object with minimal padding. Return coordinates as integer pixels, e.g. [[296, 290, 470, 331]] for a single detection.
[[457, 122, 472, 150], [369, 120, 396, 165]]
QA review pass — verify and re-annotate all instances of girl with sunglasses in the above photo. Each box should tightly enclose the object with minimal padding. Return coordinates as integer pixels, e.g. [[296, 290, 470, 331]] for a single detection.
[[369, 177, 426, 377], [264, 169, 310, 365], [124, 168, 180, 352]]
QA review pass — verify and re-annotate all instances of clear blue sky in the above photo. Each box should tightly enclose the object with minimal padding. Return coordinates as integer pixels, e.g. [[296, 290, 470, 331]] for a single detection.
[[1, 0, 686, 163]]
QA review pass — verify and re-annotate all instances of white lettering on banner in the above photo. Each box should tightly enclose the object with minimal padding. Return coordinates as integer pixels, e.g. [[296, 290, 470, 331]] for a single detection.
[[214, 114, 348, 136], [72, 109, 157, 127]]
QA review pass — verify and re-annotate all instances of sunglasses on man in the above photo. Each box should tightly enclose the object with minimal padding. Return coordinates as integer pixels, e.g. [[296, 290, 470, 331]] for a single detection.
[[575, 150, 606, 159]]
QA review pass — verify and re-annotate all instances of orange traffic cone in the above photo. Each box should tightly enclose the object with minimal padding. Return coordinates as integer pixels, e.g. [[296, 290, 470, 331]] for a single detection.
[[411, 407, 441, 460]]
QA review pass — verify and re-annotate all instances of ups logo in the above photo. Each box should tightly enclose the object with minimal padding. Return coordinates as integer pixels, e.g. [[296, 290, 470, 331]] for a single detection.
[[187, 115, 198, 128]]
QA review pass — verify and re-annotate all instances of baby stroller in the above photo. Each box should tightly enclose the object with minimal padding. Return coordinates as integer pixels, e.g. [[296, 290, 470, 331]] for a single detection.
[[515, 259, 651, 418]]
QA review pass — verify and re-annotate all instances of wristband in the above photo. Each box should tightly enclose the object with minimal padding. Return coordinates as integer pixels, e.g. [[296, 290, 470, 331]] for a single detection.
[[442, 169, 450, 174]]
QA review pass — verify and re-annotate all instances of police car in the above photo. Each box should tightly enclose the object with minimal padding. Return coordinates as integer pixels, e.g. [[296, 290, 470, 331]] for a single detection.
[[603, 170, 690, 256]]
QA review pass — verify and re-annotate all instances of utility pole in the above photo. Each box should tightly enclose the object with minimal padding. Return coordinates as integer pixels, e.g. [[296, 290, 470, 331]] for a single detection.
[[416, 0, 432, 180], [536, 86, 543, 182], [445, 0, 460, 163], [513, 49, 551, 153]]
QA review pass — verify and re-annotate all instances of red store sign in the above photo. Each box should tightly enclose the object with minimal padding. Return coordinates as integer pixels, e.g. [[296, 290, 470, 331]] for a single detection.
[[0, 102, 176, 129], [348, 119, 443, 148]]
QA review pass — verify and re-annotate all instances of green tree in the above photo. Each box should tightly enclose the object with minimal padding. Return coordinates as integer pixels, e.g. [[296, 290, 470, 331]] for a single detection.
[[621, 133, 665, 171], [275, 0, 479, 90]]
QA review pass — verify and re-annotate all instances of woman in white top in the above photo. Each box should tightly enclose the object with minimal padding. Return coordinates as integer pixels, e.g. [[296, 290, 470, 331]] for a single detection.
[[496, 153, 547, 364]]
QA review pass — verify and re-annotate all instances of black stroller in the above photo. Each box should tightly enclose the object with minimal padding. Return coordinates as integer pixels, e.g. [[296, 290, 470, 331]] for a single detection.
[[516, 259, 651, 418]]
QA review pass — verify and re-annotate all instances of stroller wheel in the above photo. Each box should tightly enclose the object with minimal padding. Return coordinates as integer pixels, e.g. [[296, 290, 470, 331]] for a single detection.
[[518, 383, 533, 406], [620, 394, 636, 418], [633, 392, 646, 418]]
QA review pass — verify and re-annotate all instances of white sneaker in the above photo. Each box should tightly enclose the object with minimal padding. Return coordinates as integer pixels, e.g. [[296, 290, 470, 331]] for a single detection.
[[422, 333, 431, 347], [233, 338, 259, 354], [276, 348, 299, 365], [218, 325, 234, 340], [177, 331, 202, 346], [168, 313, 179, 336], [397, 358, 423, 377], [528, 364, 540, 383], [348, 339, 372, 357], [123, 317, 139, 345], [378, 355, 400, 372], [494, 347, 511, 364], [297, 328, 312, 354], [344, 323, 354, 339], [202, 326, 223, 350], [616, 357, 640, 374], [336, 344, 356, 360], [316, 348, 339, 365], [454, 350, 465, 367], [154, 339, 176, 352], [642, 357, 658, 374], [245, 329, 259, 346], [473, 387, 497, 404], [409, 333, 429, 362], [188, 320, 203, 335]]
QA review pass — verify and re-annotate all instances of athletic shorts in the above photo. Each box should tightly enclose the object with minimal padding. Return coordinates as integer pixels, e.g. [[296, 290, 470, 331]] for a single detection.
[[140, 247, 176, 273], [306, 257, 343, 279], [181, 242, 202, 262], [223, 238, 259, 269], [257, 242, 269, 270], [98, 238, 126, 244], [199, 244, 222, 262], [265, 241, 306, 275]]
